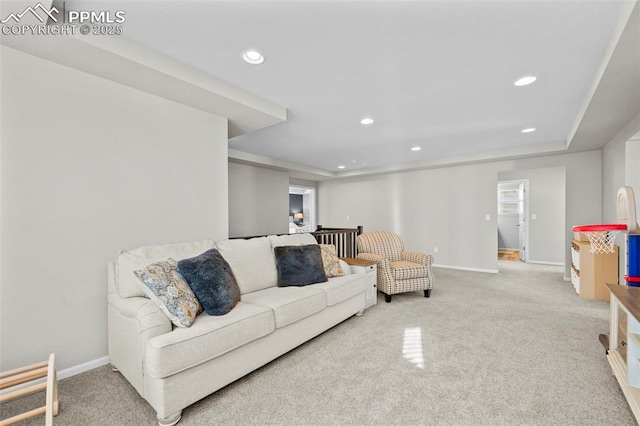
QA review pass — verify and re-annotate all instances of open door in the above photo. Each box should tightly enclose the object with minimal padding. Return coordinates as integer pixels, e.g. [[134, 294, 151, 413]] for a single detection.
[[518, 182, 526, 262], [289, 185, 316, 233]]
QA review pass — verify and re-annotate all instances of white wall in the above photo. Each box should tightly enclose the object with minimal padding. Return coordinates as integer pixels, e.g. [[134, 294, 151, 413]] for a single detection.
[[290, 178, 318, 188], [602, 124, 640, 282], [228, 162, 289, 237], [624, 135, 640, 282], [602, 136, 628, 223], [319, 151, 599, 276], [602, 132, 629, 283], [0, 46, 230, 371], [319, 162, 502, 273], [627, 136, 640, 212]]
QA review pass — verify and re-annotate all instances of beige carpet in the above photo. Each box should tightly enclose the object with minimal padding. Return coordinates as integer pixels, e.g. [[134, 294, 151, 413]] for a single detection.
[[3, 261, 635, 425]]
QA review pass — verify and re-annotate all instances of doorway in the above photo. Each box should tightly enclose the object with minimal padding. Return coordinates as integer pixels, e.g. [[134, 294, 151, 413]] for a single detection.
[[497, 180, 528, 262], [289, 185, 316, 233]]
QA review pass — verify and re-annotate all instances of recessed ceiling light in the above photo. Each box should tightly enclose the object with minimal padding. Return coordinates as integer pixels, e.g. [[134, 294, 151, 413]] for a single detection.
[[514, 76, 537, 86], [411, 146, 422, 151], [360, 117, 374, 125], [242, 49, 265, 65], [521, 127, 536, 133], [337, 165, 346, 169]]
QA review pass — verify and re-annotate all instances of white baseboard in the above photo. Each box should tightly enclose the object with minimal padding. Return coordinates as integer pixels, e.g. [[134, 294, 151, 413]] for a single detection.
[[59, 355, 110, 380], [433, 264, 499, 274], [526, 260, 565, 266], [563, 276, 571, 282]]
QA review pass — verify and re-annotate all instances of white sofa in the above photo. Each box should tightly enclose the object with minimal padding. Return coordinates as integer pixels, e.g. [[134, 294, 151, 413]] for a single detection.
[[107, 233, 367, 425]]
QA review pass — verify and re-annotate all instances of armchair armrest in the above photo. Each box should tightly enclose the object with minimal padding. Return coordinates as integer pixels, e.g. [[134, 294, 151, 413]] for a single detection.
[[402, 250, 434, 267], [357, 252, 390, 270], [358, 252, 395, 294]]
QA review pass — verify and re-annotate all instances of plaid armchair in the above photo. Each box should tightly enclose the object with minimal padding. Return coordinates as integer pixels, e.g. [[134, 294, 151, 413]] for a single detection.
[[357, 231, 434, 303]]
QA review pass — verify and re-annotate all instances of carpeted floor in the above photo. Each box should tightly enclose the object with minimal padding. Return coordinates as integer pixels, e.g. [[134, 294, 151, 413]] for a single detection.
[[3, 261, 636, 425]]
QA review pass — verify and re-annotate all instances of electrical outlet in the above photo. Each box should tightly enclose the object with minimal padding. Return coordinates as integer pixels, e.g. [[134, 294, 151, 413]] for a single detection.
[[346, 215, 350, 221], [434, 247, 439, 253], [485, 214, 491, 221], [531, 214, 537, 220]]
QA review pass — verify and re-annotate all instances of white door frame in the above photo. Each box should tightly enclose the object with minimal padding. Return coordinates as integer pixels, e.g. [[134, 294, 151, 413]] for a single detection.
[[289, 185, 316, 232], [497, 179, 529, 262], [517, 181, 529, 262]]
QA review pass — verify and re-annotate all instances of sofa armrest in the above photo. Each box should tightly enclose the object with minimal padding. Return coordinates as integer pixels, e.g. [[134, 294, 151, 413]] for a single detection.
[[108, 293, 171, 335], [401, 251, 434, 267], [108, 294, 171, 395]]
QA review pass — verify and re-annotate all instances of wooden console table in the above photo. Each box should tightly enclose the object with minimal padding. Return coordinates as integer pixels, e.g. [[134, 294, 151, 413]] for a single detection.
[[606, 283, 640, 422]]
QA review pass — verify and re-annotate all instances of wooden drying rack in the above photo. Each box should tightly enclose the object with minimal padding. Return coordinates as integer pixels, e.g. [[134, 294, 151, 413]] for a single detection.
[[0, 353, 59, 425]]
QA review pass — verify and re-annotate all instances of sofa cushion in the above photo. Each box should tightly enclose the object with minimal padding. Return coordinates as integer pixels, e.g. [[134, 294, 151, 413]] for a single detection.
[[241, 286, 326, 328], [268, 233, 318, 248], [274, 245, 328, 287], [116, 240, 216, 298], [319, 244, 344, 278], [215, 237, 277, 294], [313, 274, 367, 306], [145, 302, 275, 379], [133, 259, 202, 328], [390, 260, 430, 280], [177, 249, 241, 316]]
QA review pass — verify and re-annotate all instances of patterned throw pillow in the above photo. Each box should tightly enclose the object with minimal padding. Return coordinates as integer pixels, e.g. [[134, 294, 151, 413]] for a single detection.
[[319, 244, 344, 278], [134, 259, 202, 328]]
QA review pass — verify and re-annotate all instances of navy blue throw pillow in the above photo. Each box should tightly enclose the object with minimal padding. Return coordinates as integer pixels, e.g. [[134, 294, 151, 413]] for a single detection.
[[274, 245, 328, 287], [177, 249, 241, 316]]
